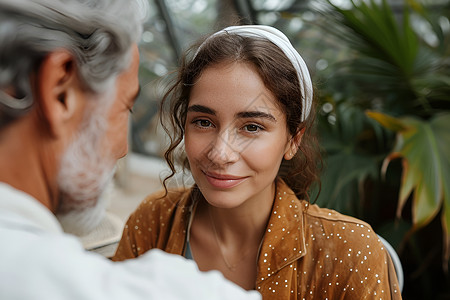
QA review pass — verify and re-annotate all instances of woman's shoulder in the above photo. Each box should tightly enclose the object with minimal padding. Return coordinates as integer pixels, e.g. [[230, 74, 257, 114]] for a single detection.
[[303, 202, 382, 250], [133, 187, 193, 216], [304, 203, 370, 227]]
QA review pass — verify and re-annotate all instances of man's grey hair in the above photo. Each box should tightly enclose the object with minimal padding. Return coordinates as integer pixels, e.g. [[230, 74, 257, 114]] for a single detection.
[[0, 0, 148, 127]]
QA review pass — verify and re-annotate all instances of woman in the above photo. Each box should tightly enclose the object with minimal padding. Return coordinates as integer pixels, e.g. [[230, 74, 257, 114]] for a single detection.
[[113, 25, 401, 299]]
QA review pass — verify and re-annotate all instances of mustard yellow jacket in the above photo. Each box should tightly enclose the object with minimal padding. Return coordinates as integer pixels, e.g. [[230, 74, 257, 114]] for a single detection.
[[113, 180, 401, 299]]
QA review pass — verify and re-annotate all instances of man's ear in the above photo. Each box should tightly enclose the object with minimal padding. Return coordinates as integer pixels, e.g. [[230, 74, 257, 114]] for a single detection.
[[35, 50, 85, 138], [284, 127, 306, 160]]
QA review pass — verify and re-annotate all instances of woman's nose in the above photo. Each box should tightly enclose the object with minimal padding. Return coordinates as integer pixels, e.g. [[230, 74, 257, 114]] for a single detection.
[[206, 129, 240, 166]]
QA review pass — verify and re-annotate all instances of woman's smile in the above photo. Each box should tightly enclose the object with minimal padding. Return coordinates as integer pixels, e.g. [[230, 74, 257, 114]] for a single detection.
[[202, 171, 250, 189]]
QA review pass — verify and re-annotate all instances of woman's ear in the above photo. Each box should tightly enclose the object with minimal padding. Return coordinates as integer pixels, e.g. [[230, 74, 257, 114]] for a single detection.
[[34, 50, 86, 138], [284, 127, 306, 160]]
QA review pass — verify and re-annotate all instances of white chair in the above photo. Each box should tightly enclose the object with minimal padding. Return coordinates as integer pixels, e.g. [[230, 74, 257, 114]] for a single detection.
[[377, 234, 404, 292]]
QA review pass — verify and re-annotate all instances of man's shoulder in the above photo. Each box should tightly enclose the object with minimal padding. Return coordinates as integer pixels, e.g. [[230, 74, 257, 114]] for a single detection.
[[0, 230, 260, 300], [0, 226, 110, 283]]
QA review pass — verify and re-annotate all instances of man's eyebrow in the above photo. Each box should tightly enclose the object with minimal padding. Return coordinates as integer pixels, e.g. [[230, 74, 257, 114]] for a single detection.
[[187, 104, 216, 115], [236, 111, 277, 122]]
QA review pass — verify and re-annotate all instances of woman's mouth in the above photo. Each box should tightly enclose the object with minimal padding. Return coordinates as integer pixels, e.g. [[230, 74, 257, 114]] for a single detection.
[[203, 171, 249, 189]]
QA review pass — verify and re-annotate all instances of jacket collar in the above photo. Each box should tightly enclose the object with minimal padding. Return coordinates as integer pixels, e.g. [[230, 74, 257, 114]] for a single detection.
[[0, 182, 63, 234], [256, 179, 307, 284], [179, 180, 308, 283]]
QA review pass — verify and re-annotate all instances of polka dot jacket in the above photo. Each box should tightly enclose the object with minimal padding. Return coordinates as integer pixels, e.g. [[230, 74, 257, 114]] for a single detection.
[[113, 179, 402, 300]]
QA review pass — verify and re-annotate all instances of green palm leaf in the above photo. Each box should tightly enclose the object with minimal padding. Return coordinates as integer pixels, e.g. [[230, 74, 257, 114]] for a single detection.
[[315, 103, 383, 216], [368, 111, 450, 262], [316, 0, 448, 116]]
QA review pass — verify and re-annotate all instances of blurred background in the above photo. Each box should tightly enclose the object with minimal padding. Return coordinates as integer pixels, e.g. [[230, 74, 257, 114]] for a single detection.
[[100, 0, 450, 299]]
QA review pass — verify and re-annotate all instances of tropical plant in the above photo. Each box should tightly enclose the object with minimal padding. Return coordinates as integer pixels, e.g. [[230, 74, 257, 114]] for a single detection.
[[368, 111, 450, 252], [311, 0, 450, 297]]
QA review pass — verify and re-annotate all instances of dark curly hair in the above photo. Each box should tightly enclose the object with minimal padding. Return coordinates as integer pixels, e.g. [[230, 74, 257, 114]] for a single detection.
[[160, 30, 322, 201]]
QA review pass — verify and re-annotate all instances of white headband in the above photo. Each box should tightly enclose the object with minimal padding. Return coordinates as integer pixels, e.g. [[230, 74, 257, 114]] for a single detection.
[[196, 25, 313, 121]]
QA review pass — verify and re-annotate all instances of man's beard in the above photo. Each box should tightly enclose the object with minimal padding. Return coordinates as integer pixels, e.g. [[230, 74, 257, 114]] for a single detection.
[[56, 98, 116, 236]]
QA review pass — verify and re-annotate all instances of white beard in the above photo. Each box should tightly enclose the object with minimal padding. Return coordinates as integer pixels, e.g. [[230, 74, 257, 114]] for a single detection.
[[56, 97, 116, 236]]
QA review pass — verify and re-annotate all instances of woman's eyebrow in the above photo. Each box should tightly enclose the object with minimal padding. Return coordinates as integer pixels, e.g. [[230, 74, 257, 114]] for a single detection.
[[236, 111, 277, 122], [187, 105, 277, 122], [187, 104, 216, 115]]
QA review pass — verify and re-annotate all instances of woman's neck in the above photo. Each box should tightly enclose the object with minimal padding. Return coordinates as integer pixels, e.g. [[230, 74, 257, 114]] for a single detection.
[[200, 180, 276, 246], [189, 181, 277, 290]]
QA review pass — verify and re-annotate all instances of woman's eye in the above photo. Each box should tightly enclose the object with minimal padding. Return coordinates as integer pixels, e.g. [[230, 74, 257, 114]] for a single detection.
[[195, 119, 212, 128], [244, 124, 261, 132]]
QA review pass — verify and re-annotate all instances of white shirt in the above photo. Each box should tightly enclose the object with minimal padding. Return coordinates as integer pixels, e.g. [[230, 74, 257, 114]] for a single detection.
[[0, 183, 261, 300]]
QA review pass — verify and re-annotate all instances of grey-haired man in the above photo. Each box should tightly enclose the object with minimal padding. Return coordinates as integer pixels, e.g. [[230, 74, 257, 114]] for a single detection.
[[0, 1, 260, 299]]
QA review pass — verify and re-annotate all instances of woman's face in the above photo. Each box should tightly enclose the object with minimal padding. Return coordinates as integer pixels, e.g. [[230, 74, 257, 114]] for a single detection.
[[184, 61, 296, 209]]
